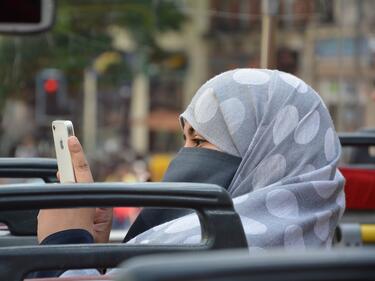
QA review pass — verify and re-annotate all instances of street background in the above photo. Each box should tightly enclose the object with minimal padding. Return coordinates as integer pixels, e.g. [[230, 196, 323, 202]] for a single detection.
[[0, 0, 375, 226]]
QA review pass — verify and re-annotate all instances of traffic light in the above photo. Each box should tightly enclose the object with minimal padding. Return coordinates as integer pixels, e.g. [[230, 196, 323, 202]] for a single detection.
[[35, 69, 69, 125], [43, 78, 59, 95]]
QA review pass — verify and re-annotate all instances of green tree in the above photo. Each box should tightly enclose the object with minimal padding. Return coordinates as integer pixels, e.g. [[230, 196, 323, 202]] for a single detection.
[[0, 0, 186, 109]]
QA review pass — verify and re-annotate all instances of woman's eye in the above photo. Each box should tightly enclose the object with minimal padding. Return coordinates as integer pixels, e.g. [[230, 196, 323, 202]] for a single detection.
[[194, 139, 206, 146]]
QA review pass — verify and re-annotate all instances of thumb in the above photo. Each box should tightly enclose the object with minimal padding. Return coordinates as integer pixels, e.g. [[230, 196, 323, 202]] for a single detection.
[[68, 136, 93, 183]]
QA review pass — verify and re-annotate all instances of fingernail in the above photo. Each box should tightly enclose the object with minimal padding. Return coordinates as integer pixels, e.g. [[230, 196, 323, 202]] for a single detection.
[[68, 136, 81, 152], [68, 136, 79, 145]]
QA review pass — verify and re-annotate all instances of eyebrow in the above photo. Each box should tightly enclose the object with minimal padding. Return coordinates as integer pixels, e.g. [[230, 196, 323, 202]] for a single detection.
[[188, 127, 195, 136], [182, 125, 196, 140]]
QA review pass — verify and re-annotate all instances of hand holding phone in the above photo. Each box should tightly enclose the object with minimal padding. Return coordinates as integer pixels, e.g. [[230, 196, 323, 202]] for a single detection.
[[39, 125, 112, 243], [52, 120, 75, 183]]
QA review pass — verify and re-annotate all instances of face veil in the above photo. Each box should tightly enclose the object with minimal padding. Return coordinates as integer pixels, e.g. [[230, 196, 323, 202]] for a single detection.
[[163, 147, 241, 188], [123, 147, 241, 242]]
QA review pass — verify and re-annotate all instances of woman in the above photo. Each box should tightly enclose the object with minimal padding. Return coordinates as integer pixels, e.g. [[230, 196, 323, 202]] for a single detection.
[[37, 69, 345, 276]]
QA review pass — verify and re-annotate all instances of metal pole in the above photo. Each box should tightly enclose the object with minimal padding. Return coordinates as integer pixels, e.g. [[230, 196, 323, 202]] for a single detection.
[[83, 68, 98, 156], [130, 72, 149, 155], [260, 0, 279, 69], [337, 0, 344, 132]]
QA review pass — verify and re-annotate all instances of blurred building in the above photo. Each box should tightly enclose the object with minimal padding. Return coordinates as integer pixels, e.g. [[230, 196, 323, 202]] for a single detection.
[[0, 0, 373, 178], [202, 0, 375, 132], [301, 0, 375, 132], [90, 0, 375, 157]]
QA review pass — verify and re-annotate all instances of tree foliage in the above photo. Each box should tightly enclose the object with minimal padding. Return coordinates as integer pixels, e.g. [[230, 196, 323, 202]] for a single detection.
[[0, 0, 186, 108]]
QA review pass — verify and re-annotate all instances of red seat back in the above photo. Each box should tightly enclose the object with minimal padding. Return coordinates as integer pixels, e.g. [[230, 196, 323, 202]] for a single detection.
[[339, 167, 375, 210]]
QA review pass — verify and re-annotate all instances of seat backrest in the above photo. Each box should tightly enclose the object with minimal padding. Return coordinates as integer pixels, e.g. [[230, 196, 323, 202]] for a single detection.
[[0, 182, 247, 281], [0, 158, 58, 237], [338, 133, 375, 211], [0, 158, 58, 182], [339, 166, 375, 210], [25, 277, 111, 281], [348, 129, 375, 164], [115, 249, 375, 281]]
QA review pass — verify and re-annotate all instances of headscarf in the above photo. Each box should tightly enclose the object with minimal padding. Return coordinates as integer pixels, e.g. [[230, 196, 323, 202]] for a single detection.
[[129, 69, 345, 250]]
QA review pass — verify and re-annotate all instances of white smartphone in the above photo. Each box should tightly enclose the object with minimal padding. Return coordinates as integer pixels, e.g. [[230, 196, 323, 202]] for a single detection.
[[52, 120, 75, 183]]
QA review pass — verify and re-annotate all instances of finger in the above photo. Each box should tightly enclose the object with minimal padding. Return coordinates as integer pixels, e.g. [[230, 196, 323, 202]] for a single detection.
[[68, 136, 93, 183], [56, 171, 60, 182]]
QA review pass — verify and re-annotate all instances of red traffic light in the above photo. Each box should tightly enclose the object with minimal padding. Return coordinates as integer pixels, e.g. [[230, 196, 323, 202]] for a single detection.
[[43, 79, 59, 94]]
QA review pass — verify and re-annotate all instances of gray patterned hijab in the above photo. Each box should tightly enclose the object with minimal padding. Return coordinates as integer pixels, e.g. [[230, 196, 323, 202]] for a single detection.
[[129, 69, 346, 250]]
